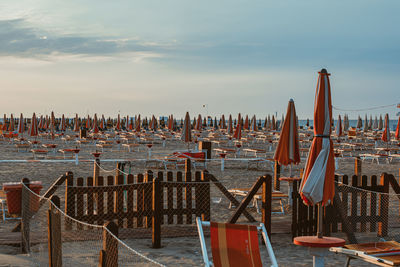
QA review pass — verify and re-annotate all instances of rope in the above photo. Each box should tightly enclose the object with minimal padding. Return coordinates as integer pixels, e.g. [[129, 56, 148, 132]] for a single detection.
[[332, 103, 397, 112], [21, 183, 166, 266], [335, 181, 400, 196]]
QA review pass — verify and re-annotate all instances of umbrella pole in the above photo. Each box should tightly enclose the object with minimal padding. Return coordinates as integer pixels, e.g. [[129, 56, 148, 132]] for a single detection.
[[289, 163, 292, 177], [317, 203, 323, 238]]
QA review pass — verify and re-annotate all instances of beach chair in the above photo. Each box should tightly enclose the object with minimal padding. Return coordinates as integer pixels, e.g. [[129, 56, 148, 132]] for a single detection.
[[0, 188, 20, 221], [196, 217, 278, 267], [330, 241, 400, 266]]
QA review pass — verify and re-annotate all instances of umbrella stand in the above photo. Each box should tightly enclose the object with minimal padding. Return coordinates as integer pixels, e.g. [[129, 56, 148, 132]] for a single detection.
[[317, 203, 323, 238]]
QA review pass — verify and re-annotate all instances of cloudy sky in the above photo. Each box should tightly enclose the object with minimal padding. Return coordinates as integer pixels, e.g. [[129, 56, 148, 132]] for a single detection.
[[0, 0, 399, 119]]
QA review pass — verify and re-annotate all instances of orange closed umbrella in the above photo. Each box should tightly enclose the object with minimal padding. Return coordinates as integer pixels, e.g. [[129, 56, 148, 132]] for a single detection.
[[74, 114, 79, 132], [299, 69, 335, 207], [93, 114, 99, 133], [274, 99, 300, 170], [227, 115, 233, 135], [116, 114, 121, 131], [60, 114, 66, 131], [30, 113, 38, 137], [243, 115, 249, 130], [17, 113, 24, 136], [381, 113, 390, 143], [335, 115, 343, 137], [233, 118, 242, 140], [395, 116, 400, 140], [181, 112, 192, 146]]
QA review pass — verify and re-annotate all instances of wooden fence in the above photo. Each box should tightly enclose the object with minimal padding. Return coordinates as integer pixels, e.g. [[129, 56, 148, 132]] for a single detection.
[[291, 173, 398, 240]]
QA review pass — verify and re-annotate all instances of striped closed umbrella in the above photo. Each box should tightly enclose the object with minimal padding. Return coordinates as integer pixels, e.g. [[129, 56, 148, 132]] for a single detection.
[[363, 114, 369, 132], [233, 118, 242, 140], [274, 99, 300, 169], [243, 115, 249, 130], [356, 115, 362, 129], [373, 116, 378, 130], [30, 113, 38, 137], [221, 115, 226, 129], [395, 116, 400, 140], [195, 114, 202, 131], [181, 112, 192, 144], [8, 114, 15, 132], [135, 115, 141, 132], [250, 115, 257, 132], [300, 69, 335, 207], [381, 113, 390, 143]]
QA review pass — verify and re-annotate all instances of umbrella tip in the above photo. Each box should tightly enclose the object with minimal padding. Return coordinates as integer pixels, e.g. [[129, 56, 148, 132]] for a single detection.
[[321, 68, 328, 73], [289, 98, 294, 102]]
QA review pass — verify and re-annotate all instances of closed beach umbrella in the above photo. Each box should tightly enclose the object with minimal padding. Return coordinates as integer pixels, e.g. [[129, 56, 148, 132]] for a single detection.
[[395, 116, 400, 140], [373, 116, 378, 130], [356, 115, 362, 129], [250, 115, 257, 132], [60, 114, 66, 131], [369, 115, 373, 129], [363, 114, 369, 132], [381, 113, 390, 142], [181, 112, 192, 143], [168, 115, 174, 131], [74, 114, 79, 132], [274, 99, 300, 168], [93, 114, 99, 133], [227, 115, 233, 135], [233, 118, 242, 140], [335, 115, 343, 137], [17, 113, 24, 136], [135, 115, 141, 132], [244, 115, 249, 130], [195, 114, 202, 131], [29, 113, 38, 137], [378, 115, 383, 130], [116, 114, 121, 131], [300, 69, 335, 206], [279, 114, 285, 130], [221, 115, 226, 129], [8, 114, 15, 132], [271, 115, 276, 130], [86, 115, 91, 130]]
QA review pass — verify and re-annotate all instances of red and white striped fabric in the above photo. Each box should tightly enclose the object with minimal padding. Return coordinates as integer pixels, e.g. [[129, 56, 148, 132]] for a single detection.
[[274, 99, 300, 166], [381, 113, 390, 142], [93, 114, 99, 133], [300, 69, 335, 206], [233, 115, 242, 140], [8, 114, 15, 132]]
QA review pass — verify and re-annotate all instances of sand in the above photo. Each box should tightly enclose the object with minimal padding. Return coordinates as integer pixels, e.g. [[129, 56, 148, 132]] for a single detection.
[[0, 129, 399, 266]]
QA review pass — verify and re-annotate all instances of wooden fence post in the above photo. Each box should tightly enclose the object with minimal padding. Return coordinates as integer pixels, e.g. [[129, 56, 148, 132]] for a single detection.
[[262, 175, 272, 240], [274, 160, 281, 191], [21, 178, 30, 253], [201, 170, 210, 221], [152, 174, 161, 248], [93, 157, 100, 186], [378, 173, 389, 237], [103, 221, 118, 267], [99, 250, 107, 267], [48, 195, 62, 267], [355, 157, 362, 179], [65, 173, 74, 230]]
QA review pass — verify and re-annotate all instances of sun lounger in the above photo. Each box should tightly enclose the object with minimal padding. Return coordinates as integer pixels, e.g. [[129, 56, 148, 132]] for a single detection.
[[228, 188, 288, 215], [330, 241, 400, 266], [30, 149, 48, 159], [14, 143, 30, 152], [196, 217, 278, 267]]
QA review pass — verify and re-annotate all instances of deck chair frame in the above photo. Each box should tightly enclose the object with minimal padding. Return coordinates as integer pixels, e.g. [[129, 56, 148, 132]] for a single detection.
[[196, 217, 278, 267]]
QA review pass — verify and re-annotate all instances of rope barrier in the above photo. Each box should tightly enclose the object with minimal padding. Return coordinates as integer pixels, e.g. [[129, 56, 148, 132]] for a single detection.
[[332, 103, 398, 112]]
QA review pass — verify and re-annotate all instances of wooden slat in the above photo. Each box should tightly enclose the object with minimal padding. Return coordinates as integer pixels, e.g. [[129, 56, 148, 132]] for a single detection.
[[87, 177, 94, 225], [185, 166, 192, 224], [115, 175, 124, 227], [127, 174, 134, 228], [145, 171, 153, 228], [76, 178, 84, 230], [167, 171, 174, 224], [201, 170, 210, 221], [97, 176, 104, 226], [136, 174, 144, 227], [360, 175, 368, 232], [106, 176, 114, 224], [370, 175, 377, 232], [176, 171, 183, 224], [65, 173, 74, 231], [351, 175, 358, 232]]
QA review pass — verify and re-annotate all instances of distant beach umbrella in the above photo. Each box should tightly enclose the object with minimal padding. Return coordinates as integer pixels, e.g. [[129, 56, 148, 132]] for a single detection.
[[306, 118, 310, 127], [395, 116, 400, 140], [373, 116, 378, 130], [335, 115, 343, 137], [363, 114, 369, 132], [274, 99, 300, 168], [74, 114, 80, 132], [300, 69, 335, 206], [17, 113, 24, 136], [168, 115, 173, 131], [244, 115, 249, 130], [221, 115, 226, 129], [356, 115, 362, 129], [196, 114, 202, 131], [267, 115, 271, 130], [279, 114, 285, 130], [85, 115, 91, 130], [263, 116, 268, 129], [378, 114, 383, 130], [29, 113, 38, 137], [93, 114, 99, 133], [8, 114, 15, 132], [136, 115, 141, 132], [181, 112, 192, 143], [369, 115, 373, 129], [381, 113, 390, 142], [233, 118, 242, 140], [60, 114, 66, 131], [125, 115, 129, 130], [271, 115, 276, 130], [250, 115, 257, 132], [227, 115, 233, 135], [114, 114, 120, 131]]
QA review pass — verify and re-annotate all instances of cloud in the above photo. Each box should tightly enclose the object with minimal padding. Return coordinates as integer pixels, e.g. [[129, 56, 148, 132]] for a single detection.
[[0, 18, 168, 62]]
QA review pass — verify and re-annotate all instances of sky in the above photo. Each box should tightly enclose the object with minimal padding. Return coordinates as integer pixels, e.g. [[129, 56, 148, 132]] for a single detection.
[[0, 0, 399, 119]]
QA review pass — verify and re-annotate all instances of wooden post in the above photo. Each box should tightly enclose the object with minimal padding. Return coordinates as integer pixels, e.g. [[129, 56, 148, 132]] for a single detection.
[[378, 173, 389, 237], [198, 141, 212, 159], [262, 175, 272, 239], [99, 250, 107, 267], [185, 159, 192, 224], [274, 160, 281, 191], [103, 221, 118, 267], [93, 157, 100, 186], [65, 173, 74, 230], [48, 195, 62, 267], [21, 178, 30, 253], [201, 170, 210, 221], [355, 156, 362, 179], [152, 174, 162, 248]]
